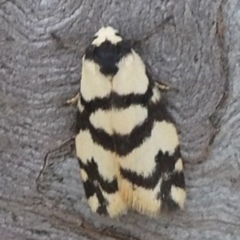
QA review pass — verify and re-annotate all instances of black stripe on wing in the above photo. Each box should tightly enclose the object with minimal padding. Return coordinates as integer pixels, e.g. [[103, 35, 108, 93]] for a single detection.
[[78, 158, 119, 216], [119, 146, 181, 189]]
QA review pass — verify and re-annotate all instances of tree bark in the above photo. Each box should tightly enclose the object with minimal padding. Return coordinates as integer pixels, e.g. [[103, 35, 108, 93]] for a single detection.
[[1, 0, 239, 239]]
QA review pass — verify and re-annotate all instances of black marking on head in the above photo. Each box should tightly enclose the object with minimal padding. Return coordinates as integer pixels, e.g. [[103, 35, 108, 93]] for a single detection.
[[120, 146, 181, 189], [85, 40, 132, 75]]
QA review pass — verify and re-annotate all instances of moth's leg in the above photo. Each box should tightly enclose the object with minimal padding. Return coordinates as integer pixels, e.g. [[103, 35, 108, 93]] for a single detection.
[[66, 93, 79, 106], [155, 81, 171, 91], [51, 32, 66, 48], [51, 32, 85, 53], [155, 81, 179, 92], [36, 137, 75, 192], [75, 130, 127, 217], [51, 32, 76, 50]]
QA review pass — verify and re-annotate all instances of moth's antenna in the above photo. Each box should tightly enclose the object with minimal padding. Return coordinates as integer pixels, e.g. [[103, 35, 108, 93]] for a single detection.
[[133, 16, 173, 47], [36, 136, 75, 192], [51, 32, 88, 53], [50, 30, 94, 52], [102, 18, 107, 28]]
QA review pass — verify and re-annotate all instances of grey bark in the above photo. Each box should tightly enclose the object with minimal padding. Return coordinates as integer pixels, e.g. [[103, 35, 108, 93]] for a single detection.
[[0, 0, 239, 239]]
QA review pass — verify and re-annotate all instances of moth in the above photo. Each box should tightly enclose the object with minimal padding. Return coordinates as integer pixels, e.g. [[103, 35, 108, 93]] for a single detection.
[[65, 26, 186, 217]]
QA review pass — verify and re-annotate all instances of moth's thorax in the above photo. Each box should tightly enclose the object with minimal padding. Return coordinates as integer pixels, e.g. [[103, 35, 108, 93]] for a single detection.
[[81, 50, 149, 102]]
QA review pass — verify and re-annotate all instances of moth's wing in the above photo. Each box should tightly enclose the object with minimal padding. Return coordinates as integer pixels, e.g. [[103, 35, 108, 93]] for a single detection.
[[151, 85, 186, 211], [77, 153, 124, 216], [118, 84, 186, 216], [75, 96, 127, 217]]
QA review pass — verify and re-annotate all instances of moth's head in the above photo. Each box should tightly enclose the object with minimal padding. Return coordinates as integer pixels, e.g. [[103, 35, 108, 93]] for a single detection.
[[84, 26, 131, 76], [91, 26, 123, 46]]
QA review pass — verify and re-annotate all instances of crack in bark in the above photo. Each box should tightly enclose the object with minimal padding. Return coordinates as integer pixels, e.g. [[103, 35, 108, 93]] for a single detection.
[[208, 0, 230, 146], [82, 222, 140, 240], [0, 196, 140, 240]]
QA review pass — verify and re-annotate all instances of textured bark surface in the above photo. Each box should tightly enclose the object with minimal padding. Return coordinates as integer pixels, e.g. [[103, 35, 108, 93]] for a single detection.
[[1, 0, 239, 239]]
